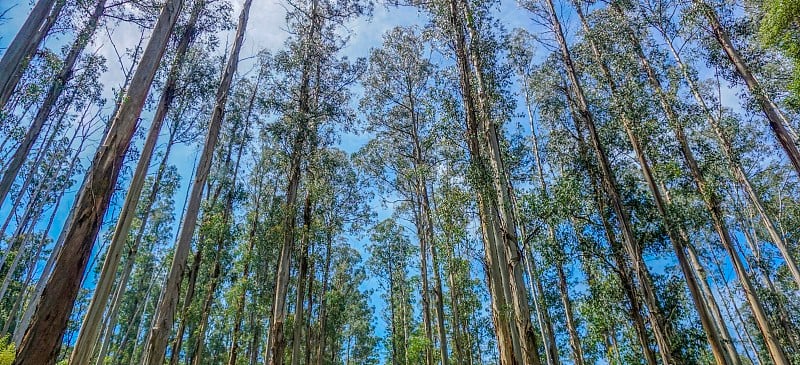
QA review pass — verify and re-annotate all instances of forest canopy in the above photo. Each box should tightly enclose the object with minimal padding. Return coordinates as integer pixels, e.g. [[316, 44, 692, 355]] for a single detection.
[[0, 0, 799, 363]]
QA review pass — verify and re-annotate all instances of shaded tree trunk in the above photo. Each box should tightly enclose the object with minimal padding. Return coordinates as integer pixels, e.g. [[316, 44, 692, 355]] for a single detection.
[[140, 0, 252, 361], [0, 0, 64, 109], [69, 3, 203, 363], [12, 0, 184, 362]]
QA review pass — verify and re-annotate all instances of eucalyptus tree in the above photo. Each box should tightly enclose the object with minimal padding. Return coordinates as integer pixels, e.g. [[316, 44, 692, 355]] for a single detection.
[[358, 26, 449, 365], [141, 0, 252, 362], [93, 41, 222, 365], [262, 0, 370, 362], [519, 6, 658, 365], [689, 0, 800, 177], [507, 28, 587, 365], [12, 0, 186, 360], [367, 219, 417, 365], [0, 89, 104, 340], [0, 0, 65, 110], [68, 2, 217, 363], [557, 2, 736, 362], [402, 0, 546, 361], [0, 0, 110, 209]]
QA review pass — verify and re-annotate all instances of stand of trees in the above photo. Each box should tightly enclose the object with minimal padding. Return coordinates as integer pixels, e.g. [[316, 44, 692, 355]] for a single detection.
[[1, 0, 799, 363]]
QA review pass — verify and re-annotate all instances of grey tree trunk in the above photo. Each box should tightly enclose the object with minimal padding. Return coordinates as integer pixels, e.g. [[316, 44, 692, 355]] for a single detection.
[[0, 0, 64, 109], [12, 0, 184, 362], [140, 0, 251, 362], [68, 3, 203, 363]]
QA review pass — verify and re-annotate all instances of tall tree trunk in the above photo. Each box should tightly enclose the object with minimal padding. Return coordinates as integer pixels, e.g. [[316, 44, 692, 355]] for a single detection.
[[290, 192, 313, 365], [444, 0, 536, 362], [655, 19, 800, 292], [539, 1, 682, 363], [0, 0, 64, 109], [267, 1, 320, 363], [412, 194, 436, 365], [315, 227, 334, 365], [10, 112, 93, 346], [573, 3, 731, 362], [460, 3, 542, 363], [140, 0, 251, 362], [521, 63, 585, 365], [0, 0, 104, 209], [12, 0, 184, 362], [694, 0, 800, 178], [612, 5, 790, 364], [565, 84, 659, 365], [69, 4, 203, 363]]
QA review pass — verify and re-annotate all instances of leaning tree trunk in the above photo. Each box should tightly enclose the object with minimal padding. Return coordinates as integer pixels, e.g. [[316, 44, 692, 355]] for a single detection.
[[0, 0, 105, 209], [573, 3, 728, 362], [12, 0, 184, 362], [613, 5, 789, 364], [522, 84, 586, 365], [68, 3, 203, 364], [539, 0, 683, 363], [695, 0, 800, 179], [0, 0, 65, 109], [565, 79, 660, 365], [140, 0, 251, 362], [656, 19, 800, 293]]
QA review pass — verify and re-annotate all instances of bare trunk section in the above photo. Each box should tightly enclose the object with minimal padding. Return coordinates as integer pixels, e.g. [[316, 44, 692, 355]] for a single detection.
[[0, 0, 64, 109], [69, 4, 203, 364], [444, 0, 521, 362], [464, 13, 542, 365], [140, 1, 251, 362], [290, 193, 313, 365], [0, 0, 100, 216], [694, 0, 800, 179], [12, 0, 184, 362]]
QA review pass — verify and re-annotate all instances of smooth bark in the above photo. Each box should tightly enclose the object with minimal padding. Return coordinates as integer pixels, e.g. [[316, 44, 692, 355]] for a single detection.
[[140, 0, 251, 361], [12, 0, 184, 361]]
